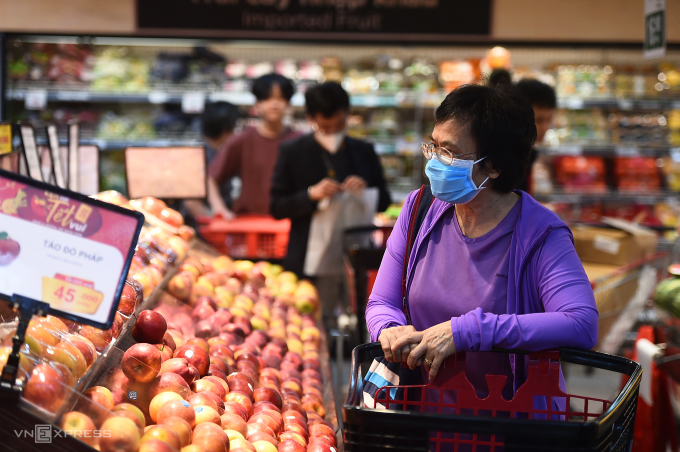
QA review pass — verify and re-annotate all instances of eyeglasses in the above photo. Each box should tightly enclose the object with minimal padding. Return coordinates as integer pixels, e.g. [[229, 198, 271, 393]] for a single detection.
[[421, 142, 476, 165]]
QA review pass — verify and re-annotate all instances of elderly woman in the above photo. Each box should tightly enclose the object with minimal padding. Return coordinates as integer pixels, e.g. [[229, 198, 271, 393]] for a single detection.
[[365, 83, 598, 400]]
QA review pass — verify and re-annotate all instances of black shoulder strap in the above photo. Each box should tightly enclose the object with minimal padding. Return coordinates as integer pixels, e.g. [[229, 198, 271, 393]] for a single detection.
[[401, 185, 434, 324]]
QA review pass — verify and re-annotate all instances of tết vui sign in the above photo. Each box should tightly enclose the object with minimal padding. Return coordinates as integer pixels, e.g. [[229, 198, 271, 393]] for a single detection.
[[137, 0, 491, 41]]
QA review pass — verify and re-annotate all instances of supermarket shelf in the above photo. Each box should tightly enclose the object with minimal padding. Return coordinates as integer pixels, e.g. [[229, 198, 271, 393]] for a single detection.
[[7, 86, 417, 108], [538, 144, 678, 157], [557, 97, 680, 110], [534, 190, 679, 204]]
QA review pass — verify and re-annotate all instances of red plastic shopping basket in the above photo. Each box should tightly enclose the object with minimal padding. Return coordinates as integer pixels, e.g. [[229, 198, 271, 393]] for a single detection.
[[344, 344, 642, 452], [198, 215, 290, 260]]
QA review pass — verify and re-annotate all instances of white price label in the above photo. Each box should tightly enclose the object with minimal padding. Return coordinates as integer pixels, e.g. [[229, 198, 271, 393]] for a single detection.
[[563, 98, 584, 110], [617, 99, 634, 110], [182, 92, 206, 114], [25, 90, 47, 110], [558, 145, 583, 155], [615, 146, 640, 157], [148, 91, 170, 104]]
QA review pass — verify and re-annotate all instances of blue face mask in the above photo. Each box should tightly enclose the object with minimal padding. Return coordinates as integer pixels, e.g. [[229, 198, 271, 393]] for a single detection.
[[425, 157, 489, 204]]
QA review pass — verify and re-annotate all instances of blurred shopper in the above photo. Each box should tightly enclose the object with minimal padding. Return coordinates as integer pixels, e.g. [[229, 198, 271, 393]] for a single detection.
[[183, 101, 240, 221], [489, 70, 556, 193], [270, 82, 391, 322], [208, 73, 300, 218]]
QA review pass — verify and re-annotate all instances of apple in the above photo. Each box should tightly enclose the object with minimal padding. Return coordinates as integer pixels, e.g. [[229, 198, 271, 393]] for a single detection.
[[253, 440, 279, 452], [309, 424, 336, 442], [99, 416, 141, 452], [142, 425, 182, 450], [159, 416, 192, 447], [248, 413, 280, 434], [133, 310, 168, 344], [226, 429, 246, 442], [80, 325, 114, 353], [113, 403, 146, 430], [122, 343, 162, 383], [278, 431, 306, 447], [221, 413, 248, 436], [254, 401, 281, 415], [193, 422, 229, 443], [168, 273, 193, 301], [195, 320, 220, 339], [193, 405, 221, 426], [226, 391, 253, 417], [192, 378, 226, 400], [157, 398, 196, 427], [231, 438, 256, 452], [175, 345, 210, 376], [167, 329, 187, 348], [278, 439, 306, 452], [59, 411, 97, 446], [282, 410, 307, 425], [84, 385, 115, 410], [118, 282, 138, 316], [282, 423, 308, 442], [193, 304, 216, 321], [253, 386, 283, 409], [182, 446, 207, 452], [23, 364, 67, 413], [154, 344, 174, 362], [306, 442, 335, 452], [228, 379, 254, 399], [203, 375, 229, 394], [195, 387, 225, 410], [65, 334, 97, 367], [223, 401, 249, 422], [150, 391, 183, 423], [162, 332, 177, 351], [187, 392, 219, 412], [139, 439, 175, 452], [209, 356, 229, 374], [214, 288, 234, 309], [159, 357, 199, 385]]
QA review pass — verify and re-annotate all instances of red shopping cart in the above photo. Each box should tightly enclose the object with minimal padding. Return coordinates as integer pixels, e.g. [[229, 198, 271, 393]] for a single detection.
[[344, 343, 641, 452]]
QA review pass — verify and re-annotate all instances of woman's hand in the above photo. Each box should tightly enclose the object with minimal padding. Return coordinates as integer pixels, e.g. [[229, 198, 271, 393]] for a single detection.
[[392, 321, 457, 380], [378, 325, 416, 363]]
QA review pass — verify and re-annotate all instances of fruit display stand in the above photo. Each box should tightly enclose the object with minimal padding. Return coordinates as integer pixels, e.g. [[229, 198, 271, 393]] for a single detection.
[[0, 194, 342, 452]]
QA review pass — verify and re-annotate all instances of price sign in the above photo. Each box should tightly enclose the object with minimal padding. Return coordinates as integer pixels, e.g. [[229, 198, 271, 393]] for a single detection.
[[42, 275, 105, 315], [25, 90, 47, 110], [0, 169, 144, 328], [645, 0, 666, 59], [0, 123, 12, 155], [182, 92, 206, 114]]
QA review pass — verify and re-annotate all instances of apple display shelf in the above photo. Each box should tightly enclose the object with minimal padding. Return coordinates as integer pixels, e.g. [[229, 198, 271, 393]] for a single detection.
[[0, 238, 343, 452]]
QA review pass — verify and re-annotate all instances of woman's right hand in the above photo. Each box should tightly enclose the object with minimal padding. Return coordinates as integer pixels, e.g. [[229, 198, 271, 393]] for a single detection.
[[378, 325, 417, 363]]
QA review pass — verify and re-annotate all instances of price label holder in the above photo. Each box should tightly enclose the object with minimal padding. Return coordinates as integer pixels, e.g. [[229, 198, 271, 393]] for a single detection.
[[18, 124, 43, 182], [124, 146, 207, 199], [68, 121, 80, 192], [47, 124, 67, 189], [0, 169, 144, 397]]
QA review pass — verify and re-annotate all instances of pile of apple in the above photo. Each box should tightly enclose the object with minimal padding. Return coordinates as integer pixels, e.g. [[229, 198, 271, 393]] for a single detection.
[[56, 254, 337, 452]]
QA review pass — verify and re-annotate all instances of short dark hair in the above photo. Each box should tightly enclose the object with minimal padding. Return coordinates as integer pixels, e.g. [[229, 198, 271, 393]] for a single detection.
[[251, 73, 295, 102], [201, 101, 240, 139], [304, 82, 350, 118], [514, 78, 557, 110], [434, 84, 537, 193]]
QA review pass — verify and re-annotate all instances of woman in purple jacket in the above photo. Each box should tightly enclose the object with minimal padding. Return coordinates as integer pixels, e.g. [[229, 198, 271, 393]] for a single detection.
[[366, 83, 598, 400]]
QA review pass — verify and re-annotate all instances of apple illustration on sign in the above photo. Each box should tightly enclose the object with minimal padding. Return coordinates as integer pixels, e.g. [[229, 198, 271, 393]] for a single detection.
[[0, 232, 20, 266]]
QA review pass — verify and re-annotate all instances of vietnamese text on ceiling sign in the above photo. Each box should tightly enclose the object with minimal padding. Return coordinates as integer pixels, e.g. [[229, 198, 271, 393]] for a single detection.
[[137, 0, 491, 40]]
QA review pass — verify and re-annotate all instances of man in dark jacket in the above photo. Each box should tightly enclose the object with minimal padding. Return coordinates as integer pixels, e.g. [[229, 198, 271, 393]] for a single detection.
[[270, 82, 391, 279]]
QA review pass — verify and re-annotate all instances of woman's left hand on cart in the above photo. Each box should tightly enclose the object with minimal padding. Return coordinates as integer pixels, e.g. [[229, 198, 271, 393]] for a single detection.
[[393, 321, 457, 380]]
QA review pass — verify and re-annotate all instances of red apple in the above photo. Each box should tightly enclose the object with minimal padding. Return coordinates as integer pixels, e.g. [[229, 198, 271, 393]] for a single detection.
[[193, 422, 229, 444], [188, 392, 219, 411], [254, 401, 281, 414], [79, 325, 113, 353], [281, 405, 307, 421], [158, 416, 192, 447], [226, 391, 253, 417], [149, 371, 191, 400], [192, 378, 226, 400], [157, 398, 196, 427], [194, 386, 226, 410], [175, 344, 210, 376], [162, 332, 177, 351], [306, 442, 335, 452], [23, 363, 67, 413], [141, 425, 181, 450], [254, 387, 282, 409], [99, 416, 141, 452], [249, 413, 280, 434], [193, 405, 221, 426], [223, 401, 249, 422], [309, 424, 336, 444], [278, 439, 306, 452], [168, 273, 193, 301], [66, 334, 97, 367], [118, 282, 138, 316], [248, 431, 278, 448], [221, 412, 248, 436], [132, 310, 167, 344], [247, 422, 276, 438], [59, 411, 97, 447], [192, 434, 228, 452], [204, 375, 229, 394], [138, 439, 174, 452], [160, 357, 199, 385], [278, 432, 306, 447], [154, 343, 173, 362], [122, 343, 162, 383]]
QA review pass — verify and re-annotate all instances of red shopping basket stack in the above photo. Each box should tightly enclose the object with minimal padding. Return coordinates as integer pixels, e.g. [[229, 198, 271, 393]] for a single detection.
[[344, 344, 642, 452], [198, 215, 290, 260]]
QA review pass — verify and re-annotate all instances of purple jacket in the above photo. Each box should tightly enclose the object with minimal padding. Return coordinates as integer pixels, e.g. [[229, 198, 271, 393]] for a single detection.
[[366, 190, 598, 393]]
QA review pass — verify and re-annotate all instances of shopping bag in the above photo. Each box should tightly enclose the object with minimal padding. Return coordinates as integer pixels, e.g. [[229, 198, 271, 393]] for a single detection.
[[304, 187, 378, 277]]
